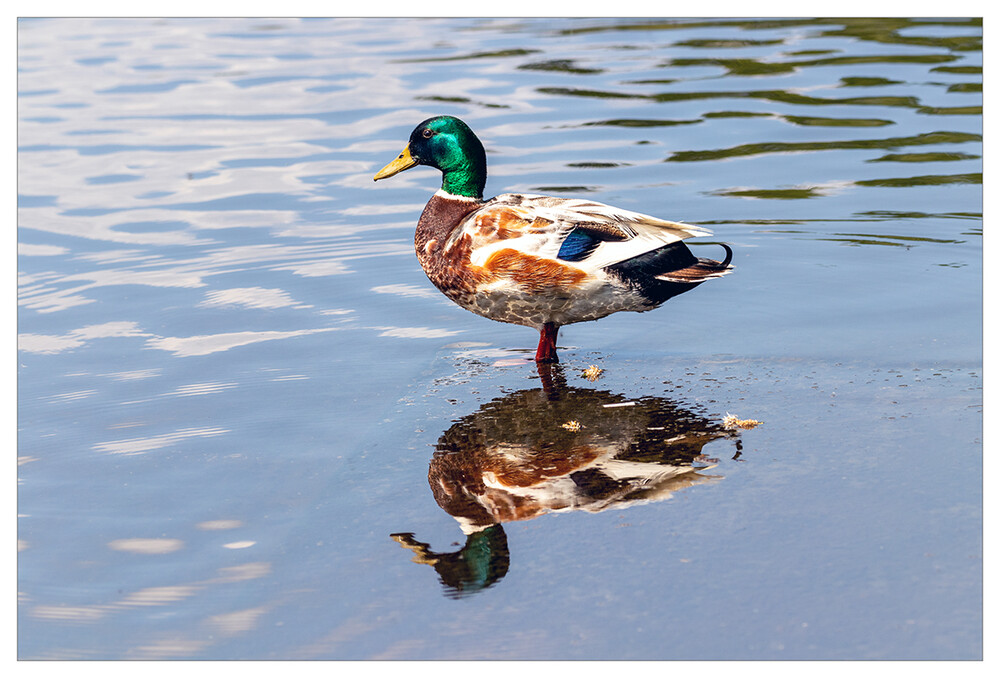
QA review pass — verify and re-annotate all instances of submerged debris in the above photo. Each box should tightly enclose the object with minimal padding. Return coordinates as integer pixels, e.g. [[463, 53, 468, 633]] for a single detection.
[[561, 420, 582, 431], [723, 413, 763, 430], [582, 365, 604, 381]]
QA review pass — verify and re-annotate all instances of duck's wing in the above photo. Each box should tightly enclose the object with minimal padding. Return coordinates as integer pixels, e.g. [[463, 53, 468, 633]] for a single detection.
[[455, 193, 715, 274]]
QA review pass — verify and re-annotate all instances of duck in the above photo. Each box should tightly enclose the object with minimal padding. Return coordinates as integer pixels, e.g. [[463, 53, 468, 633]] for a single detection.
[[373, 115, 732, 363]]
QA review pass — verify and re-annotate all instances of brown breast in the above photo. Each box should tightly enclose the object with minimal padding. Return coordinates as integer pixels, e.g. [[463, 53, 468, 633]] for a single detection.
[[415, 193, 485, 300]]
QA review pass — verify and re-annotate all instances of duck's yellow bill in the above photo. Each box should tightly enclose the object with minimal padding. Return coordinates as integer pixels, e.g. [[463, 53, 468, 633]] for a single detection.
[[373, 144, 417, 181]]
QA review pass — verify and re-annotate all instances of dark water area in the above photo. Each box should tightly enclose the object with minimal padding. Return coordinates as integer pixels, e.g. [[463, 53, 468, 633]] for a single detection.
[[18, 18, 981, 659]]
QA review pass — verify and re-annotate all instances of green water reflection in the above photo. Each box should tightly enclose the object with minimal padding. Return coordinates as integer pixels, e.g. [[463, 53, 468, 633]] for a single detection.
[[666, 132, 981, 163]]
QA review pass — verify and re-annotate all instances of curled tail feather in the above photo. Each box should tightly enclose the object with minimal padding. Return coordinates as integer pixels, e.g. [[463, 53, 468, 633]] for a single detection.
[[655, 243, 733, 283]]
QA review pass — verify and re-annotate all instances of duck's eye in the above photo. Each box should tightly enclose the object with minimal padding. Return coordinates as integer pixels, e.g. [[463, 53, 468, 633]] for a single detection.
[[421, 128, 433, 139]]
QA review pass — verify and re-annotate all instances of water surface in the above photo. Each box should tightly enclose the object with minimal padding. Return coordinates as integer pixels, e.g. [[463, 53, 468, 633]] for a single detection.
[[18, 17, 981, 660]]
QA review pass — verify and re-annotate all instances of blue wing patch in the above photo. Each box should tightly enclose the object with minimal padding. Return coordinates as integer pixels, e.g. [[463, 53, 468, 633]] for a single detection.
[[557, 228, 601, 262]]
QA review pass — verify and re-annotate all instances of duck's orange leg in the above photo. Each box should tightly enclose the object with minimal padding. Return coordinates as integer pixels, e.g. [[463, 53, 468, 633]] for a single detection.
[[535, 322, 560, 363]]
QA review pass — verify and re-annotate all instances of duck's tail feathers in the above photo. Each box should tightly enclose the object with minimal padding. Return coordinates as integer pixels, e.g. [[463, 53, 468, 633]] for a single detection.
[[654, 243, 733, 283]]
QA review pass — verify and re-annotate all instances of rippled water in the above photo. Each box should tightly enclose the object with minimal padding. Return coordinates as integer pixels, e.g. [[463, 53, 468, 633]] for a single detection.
[[18, 18, 981, 659]]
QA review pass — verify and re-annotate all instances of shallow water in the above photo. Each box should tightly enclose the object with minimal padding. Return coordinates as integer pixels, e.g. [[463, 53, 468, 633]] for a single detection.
[[17, 17, 981, 659]]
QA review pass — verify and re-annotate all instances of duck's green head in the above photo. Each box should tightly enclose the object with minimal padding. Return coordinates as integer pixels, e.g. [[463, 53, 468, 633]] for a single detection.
[[373, 116, 487, 199]]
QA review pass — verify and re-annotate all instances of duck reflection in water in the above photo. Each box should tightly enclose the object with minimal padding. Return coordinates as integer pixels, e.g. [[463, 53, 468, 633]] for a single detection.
[[392, 365, 744, 598]]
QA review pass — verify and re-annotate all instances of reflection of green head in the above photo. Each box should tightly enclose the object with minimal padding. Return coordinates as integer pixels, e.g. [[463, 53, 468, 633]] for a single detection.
[[391, 525, 509, 598], [407, 116, 488, 199], [447, 526, 509, 598]]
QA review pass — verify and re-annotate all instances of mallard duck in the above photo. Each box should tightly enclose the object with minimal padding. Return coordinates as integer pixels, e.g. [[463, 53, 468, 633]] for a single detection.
[[373, 115, 733, 362]]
